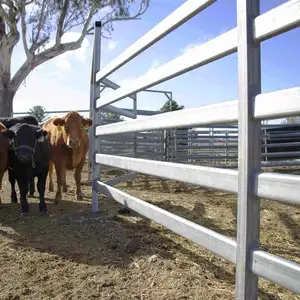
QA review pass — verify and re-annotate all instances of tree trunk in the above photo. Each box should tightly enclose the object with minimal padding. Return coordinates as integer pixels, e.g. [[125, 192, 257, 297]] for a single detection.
[[0, 34, 15, 118], [0, 71, 14, 118], [0, 85, 14, 117]]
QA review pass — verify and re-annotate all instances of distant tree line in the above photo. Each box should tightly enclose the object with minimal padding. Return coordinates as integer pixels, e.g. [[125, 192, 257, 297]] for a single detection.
[[281, 116, 300, 124]]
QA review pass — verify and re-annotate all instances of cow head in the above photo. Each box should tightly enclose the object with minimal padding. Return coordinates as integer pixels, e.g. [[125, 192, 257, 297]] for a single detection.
[[2, 123, 48, 165], [52, 111, 92, 148]]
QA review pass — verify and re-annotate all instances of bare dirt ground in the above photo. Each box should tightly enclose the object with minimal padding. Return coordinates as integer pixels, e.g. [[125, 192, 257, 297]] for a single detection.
[[0, 163, 299, 300]]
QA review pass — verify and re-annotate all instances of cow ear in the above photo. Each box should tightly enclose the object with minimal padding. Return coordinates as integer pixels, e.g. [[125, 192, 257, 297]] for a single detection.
[[2, 129, 15, 139], [35, 129, 48, 141], [0, 122, 6, 132], [53, 118, 65, 126], [83, 118, 92, 128]]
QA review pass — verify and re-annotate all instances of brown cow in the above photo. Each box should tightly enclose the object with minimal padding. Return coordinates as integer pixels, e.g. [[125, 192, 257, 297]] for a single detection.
[[0, 122, 9, 204], [43, 112, 92, 203]]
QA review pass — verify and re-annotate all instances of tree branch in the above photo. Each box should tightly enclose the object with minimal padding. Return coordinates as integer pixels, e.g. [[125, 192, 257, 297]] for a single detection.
[[10, 8, 94, 92], [28, 0, 47, 52], [76, 9, 94, 44], [62, 12, 86, 34], [0, 4, 20, 54], [8, 0, 151, 95], [0, 3, 14, 32], [101, 0, 150, 31], [18, 1, 30, 57], [56, 0, 70, 44]]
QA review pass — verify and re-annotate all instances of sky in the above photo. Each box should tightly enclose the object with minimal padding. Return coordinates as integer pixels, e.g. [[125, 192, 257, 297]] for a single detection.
[[11, 0, 300, 124]]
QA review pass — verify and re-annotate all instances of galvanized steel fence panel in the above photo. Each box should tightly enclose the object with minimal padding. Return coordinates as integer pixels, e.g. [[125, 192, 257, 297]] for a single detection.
[[90, 0, 300, 298]]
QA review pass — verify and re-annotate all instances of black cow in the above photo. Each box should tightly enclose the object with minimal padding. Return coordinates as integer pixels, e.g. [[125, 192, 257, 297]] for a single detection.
[[2, 123, 50, 215], [0, 115, 39, 198], [0, 115, 38, 128]]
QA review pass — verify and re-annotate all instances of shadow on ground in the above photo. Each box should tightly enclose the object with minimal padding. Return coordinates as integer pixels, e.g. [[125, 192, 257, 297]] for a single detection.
[[0, 182, 299, 299]]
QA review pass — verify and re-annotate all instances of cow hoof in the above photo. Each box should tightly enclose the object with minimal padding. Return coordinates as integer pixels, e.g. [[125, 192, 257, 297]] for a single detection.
[[63, 186, 68, 193], [118, 207, 131, 215], [40, 211, 49, 217], [21, 212, 28, 217], [11, 196, 18, 203], [76, 194, 83, 201], [49, 187, 54, 192], [54, 194, 62, 204]]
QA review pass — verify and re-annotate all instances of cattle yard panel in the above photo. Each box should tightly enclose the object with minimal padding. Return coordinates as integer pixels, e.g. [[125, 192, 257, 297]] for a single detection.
[[86, 119, 300, 168], [13, 110, 300, 169], [90, 0, 300, 298], [170, 123, 300, 168]]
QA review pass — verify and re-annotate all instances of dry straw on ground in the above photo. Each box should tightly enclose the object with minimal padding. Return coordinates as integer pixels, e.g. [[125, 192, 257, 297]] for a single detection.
[[0, 163, 299, 300]]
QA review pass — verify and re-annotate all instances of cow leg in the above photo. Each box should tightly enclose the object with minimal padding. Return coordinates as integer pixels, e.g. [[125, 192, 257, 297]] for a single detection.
[[74, 159, 85, 201], [37, 169, 48, 216], [62, 168, 68, 193], [28, 176, 35, 198], [54, 161, 65, 204], [48, 160, 54, 192], [8, 169, 18, 203], [16, 177, 29, 216]]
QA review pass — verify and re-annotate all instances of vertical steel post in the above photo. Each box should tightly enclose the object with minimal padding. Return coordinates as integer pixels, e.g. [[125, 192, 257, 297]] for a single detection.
[[88, 77, 93, 182], [236, 0, 262, 299], [126, 93, 137, 188], [133, 94, 137, 157], [188, 128, 192, 163], [211, 128, 215, 165], [163, 92, 172, 162], [164, 129, 168, 161], [91, 21, 102, 213], [263, 127, 268, 163], [88, 26, 95, 187], [209, 127, 213, 165], [225, 130, 228, 165]]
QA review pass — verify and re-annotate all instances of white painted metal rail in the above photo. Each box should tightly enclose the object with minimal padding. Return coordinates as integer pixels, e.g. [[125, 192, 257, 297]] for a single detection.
[[90, 0, 300, 298]]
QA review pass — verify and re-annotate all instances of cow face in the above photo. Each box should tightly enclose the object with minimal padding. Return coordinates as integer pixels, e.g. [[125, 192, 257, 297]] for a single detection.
[[52, 112, 92, 148], [3, 123, 48, 164]]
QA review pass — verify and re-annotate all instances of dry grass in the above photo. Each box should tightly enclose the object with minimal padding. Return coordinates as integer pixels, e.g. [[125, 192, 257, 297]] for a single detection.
[[0, 163, 299, 300]]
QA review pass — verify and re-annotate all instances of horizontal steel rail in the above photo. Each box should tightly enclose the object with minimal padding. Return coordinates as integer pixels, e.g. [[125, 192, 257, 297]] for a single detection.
[[175, 152, 300, 159], [103, 172, 137, 186], [96, 87, 300, 135], [96, 1, 300, 109], [252, 251, 300, 294], [13, 108, 160, 117], [96, 0, 217, 82], [101, 77, 172, 99], [96, 182, 300, 294], [97, 181, 237, 262], [95, 154, 300, 206]]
